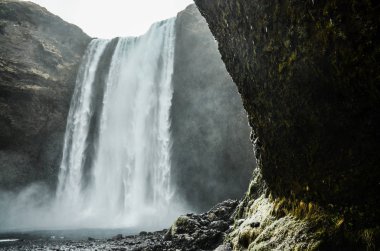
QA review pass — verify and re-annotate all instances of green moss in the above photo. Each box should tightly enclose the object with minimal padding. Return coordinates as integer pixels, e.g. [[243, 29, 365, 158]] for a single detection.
[[278, 51, 297, 73], [359, 228, 379, 250], [270, 196, 380, 250], [238, 227, 256, 248]]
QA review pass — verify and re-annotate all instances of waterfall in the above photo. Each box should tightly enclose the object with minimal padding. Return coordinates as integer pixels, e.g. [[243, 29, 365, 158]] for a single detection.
[[56, 39, 111, 209], [55, 17, 180, 229]]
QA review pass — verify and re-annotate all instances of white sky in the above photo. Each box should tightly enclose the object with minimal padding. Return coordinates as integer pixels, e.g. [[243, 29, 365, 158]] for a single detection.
[[26, 0, 194, 38]]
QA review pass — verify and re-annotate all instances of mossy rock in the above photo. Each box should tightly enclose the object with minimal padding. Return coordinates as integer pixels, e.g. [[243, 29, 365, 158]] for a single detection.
[[195, 0, 380, 249]]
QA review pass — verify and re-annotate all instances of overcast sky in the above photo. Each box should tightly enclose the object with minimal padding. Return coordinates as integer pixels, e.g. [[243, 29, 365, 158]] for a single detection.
[[27, 0, 193, 38]]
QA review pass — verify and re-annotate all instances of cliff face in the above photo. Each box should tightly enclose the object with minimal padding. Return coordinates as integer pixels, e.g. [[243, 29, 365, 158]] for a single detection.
[[0, 0, 91, 189], [194, 0, 379, 249], [171, 5, 255, 211]]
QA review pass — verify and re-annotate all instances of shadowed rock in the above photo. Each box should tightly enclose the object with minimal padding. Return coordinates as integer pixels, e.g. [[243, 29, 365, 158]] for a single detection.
[[194, 0, 380, 249]]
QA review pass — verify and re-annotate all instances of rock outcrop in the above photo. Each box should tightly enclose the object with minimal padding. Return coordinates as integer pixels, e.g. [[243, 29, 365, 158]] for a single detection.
[[194, 0, 380, 249], [165, 200, 238, 250], [0, 0, 91, 189], [171, 4, 255, 211]]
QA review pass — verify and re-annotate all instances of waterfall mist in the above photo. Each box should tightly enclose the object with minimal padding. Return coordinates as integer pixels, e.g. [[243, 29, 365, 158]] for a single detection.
[[0, 17, 187, 231]]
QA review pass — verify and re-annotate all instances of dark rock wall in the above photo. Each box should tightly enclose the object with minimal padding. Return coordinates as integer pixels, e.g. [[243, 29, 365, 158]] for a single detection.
[[194, 0, 380, 248], [0, 0, 91, 189], [171, 5, 255, 211]]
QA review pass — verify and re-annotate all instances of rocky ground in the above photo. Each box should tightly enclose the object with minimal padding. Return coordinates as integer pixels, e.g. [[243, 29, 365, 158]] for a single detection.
[[0, 200, 237, 251]]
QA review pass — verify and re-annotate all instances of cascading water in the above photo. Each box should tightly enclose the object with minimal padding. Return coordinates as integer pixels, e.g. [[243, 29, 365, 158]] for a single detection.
[[56, 39, 111, 211], [54, 17, 182, 229], [0, 17, 185, 232]]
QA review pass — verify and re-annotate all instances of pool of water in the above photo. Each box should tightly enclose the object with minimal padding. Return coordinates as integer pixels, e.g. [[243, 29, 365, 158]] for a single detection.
[[0, 227, 140, 241], [0, 239, 18, 243]]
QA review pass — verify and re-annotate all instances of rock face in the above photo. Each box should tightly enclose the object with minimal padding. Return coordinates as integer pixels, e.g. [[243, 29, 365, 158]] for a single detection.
[[172, 4, 255, 211], [194, 0, 379, 249], [0, 0, 91, 189], [165, 200, 238, 250]]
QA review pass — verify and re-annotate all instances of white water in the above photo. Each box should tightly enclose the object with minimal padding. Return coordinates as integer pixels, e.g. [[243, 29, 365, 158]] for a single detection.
[[0, 239, 18, 243], [56, 18, 180, 228], [56, 39, 110, 210], [0, 18, 185, 231]]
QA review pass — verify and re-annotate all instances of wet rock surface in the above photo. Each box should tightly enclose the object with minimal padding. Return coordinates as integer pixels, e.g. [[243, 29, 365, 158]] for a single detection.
[[165, 200, 238, 250], [0, 200, 238, 251]]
